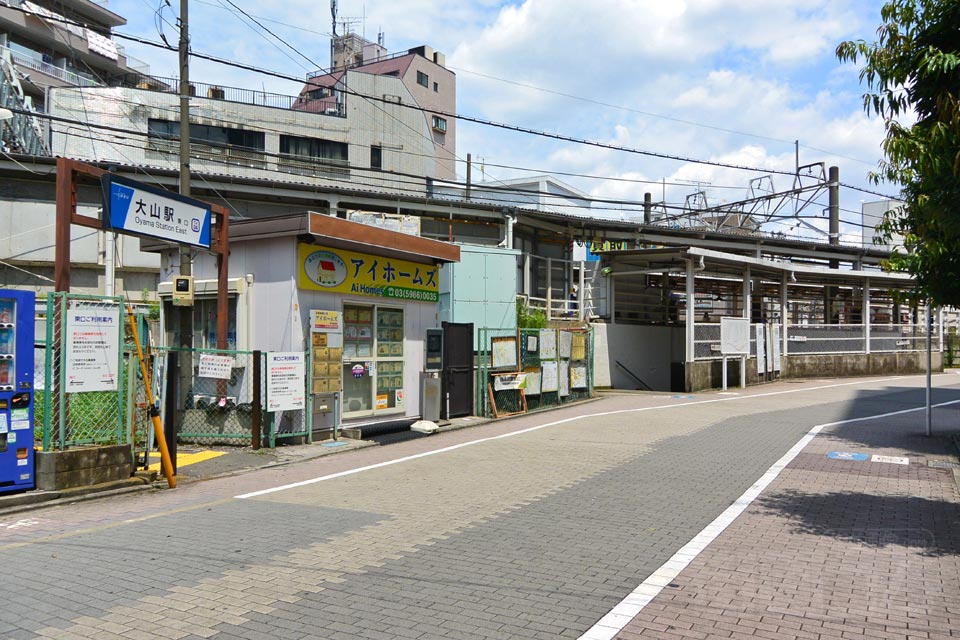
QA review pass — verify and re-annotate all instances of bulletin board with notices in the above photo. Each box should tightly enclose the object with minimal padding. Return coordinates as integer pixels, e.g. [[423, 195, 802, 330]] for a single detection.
[[310, 310, 343, 395]]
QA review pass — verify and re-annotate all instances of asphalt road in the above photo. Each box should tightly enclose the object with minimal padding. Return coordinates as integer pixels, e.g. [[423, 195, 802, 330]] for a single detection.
[[1, 373, 958, 640]]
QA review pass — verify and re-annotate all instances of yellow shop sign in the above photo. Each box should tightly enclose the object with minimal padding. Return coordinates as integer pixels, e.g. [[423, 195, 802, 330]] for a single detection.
[[297, 243, 440, 302]]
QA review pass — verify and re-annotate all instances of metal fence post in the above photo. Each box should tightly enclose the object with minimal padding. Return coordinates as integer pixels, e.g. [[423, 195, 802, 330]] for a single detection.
[[251, 349, 261, 450], [58, 293, 67, 450], [43, 295, 54, 451], [305, 348, 313, 444]]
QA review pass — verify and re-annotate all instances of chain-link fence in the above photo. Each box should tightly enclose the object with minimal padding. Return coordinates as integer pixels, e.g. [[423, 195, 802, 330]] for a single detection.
[[156, 347, 259, 446], [154, 347, 311, 448], [42, 293, 128, 450], [869, 324, 941, 353], [477, 326, 594, 419]]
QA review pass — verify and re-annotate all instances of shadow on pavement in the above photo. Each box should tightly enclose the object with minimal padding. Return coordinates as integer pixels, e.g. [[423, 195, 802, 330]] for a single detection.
[[757, 489, 960, 557]]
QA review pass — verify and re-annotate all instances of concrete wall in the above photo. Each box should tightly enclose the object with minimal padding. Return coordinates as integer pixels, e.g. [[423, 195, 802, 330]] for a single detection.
[[782, 352, 943, 378], [592, 322, 684, 391], [686, 351, 943, 392]]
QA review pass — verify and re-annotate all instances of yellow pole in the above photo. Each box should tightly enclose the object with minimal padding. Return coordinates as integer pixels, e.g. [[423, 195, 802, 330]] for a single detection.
[[126, 304, 176, 488]]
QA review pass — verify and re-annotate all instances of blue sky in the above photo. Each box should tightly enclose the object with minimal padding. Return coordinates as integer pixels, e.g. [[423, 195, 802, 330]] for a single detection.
[[108, 0, 895, 241]]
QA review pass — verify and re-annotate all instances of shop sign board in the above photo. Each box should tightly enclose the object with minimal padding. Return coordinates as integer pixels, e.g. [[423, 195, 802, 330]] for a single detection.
[[65, 307, 120, 392], [266, 352, 305, 412], [298, 244, 439, 302], [310, 309, 342, 332], [101, 174, 212, 248]]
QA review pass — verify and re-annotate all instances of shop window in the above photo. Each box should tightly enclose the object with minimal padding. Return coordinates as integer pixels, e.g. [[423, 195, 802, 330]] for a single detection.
[[341, 303, 404, 417]]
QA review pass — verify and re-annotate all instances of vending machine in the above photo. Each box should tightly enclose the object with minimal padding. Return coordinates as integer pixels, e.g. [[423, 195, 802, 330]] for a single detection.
[[0, 289, 35, 493]]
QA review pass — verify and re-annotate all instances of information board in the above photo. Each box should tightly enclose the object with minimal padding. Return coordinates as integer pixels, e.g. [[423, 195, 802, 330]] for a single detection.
[[65, 307, 120, 392], [267, 352, 305, 412], [101, 174, 212, 248], [720, 317, 750, 355], [772, 324, 782, 371]]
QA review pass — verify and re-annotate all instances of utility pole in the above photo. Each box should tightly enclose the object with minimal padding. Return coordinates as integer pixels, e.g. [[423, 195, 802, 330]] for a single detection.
[[169, 0, 193, 471]]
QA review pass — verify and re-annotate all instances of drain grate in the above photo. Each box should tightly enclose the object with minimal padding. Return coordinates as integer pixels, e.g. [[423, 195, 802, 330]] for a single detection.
[[928, 460, 960, 469]]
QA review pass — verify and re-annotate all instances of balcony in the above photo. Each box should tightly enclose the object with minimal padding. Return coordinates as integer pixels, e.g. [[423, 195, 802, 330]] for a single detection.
[[2, 45, 99, 88]]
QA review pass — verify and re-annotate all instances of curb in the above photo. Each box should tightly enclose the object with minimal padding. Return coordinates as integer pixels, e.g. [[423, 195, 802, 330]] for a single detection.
[[0, 478, 152, 518]]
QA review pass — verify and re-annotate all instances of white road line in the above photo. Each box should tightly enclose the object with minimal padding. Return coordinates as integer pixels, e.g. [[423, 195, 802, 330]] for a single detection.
[[578, 397, 960, 640], [237, 374, 927, 499]]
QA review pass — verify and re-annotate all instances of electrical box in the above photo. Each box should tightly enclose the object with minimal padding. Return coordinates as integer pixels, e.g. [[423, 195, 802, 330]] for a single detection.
[[424, 328, 443, 371], [172, 275, 194, 307]]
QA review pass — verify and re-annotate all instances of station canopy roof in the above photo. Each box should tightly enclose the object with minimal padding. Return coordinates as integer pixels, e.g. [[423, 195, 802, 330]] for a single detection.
[[600, 246, 914, 290]]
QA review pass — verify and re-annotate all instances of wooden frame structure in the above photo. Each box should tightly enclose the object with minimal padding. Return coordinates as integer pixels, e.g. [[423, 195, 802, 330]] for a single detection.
[[54, 157, 231, 350]]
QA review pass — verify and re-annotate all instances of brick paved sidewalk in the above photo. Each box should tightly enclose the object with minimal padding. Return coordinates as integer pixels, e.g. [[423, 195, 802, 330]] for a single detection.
[[608, 406, 960, 640]]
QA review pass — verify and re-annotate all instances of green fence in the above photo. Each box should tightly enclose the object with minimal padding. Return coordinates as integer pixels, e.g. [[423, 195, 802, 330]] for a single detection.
[[41, 293, 130, 450], [477, 326, 594, 418], [154, 347, 311, 447]]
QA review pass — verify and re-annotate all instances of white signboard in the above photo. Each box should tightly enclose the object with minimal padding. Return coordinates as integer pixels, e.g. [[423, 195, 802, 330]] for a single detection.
[[266, 352, 305, 412], [65, 307, 120, 392], [720, 317, 750, 355], [198, 354, 234, 380], [103, 174, 212, 248], [540, 361, 559, 392], [755, 324, 766, 374], [539, 329, 557, 360], [559, 330, 573, 359], [766, 323, 775, 373], [559, 360, 570, 397], [772, 324, 782, 371]]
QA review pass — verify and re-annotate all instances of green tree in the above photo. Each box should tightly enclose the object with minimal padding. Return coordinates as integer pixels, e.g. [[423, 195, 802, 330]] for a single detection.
[[837, 0, 960, 306]]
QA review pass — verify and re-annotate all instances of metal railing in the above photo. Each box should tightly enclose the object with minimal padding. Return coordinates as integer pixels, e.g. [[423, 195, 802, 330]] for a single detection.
[[693, 321, 942, 360], [1, 45, 99, 88]]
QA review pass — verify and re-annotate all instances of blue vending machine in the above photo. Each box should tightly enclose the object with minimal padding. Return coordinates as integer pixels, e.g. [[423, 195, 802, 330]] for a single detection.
[[0, 289, 35, 493]]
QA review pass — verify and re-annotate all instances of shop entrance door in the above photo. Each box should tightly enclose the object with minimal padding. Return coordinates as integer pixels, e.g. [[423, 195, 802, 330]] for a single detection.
[[441, 322, 473, 418]]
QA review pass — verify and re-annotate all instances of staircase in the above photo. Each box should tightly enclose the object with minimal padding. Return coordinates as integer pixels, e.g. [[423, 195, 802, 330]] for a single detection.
[[0, 49, 49, 155]]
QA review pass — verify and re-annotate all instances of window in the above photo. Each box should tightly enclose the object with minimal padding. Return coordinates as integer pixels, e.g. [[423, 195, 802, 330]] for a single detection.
[[306, 86, 332, 100], [431, 116, 447, 133], [341, 304, 405, 417], [417, 70, 429, 87], [147, 119, 265, 150], [279, 134, 349, 177], [370, 145, 382, 170], [433, 82, 438, 93], [146, 119, 266, 167]]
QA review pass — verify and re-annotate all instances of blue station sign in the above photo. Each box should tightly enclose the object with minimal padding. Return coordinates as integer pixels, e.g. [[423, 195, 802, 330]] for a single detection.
[[100, 174, 212, 248]]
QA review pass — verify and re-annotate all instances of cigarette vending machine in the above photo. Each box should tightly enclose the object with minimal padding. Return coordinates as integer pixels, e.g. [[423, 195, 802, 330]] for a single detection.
[[0, 289, 35, 493]]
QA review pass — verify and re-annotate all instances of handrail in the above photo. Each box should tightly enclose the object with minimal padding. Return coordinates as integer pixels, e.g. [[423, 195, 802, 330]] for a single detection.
[[615, 360, 653, 391]]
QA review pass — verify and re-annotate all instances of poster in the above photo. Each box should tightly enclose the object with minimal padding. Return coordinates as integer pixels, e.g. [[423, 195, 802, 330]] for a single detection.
[[756, 324, 766, 374], [772, 324, 782, 371], [198, 354, 233, 380], [559, 360, 570, 396], [765, 323, 775, 373], [491, 336, 518, 370], [570, 364, 588, 389], [541, 361, 559, 392], [267, 352, 305, 412], [523, 369, 541, 396], [559, 331, 573, 359], [493, 373, 527, 391], [572, 333, 586, 361], [540, 329, 557, 359], [65, 307, 120, 392]]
